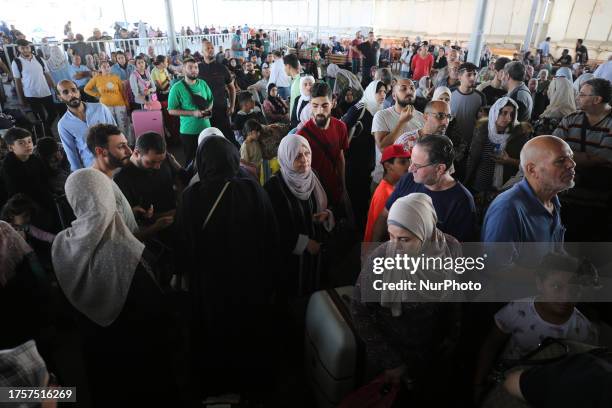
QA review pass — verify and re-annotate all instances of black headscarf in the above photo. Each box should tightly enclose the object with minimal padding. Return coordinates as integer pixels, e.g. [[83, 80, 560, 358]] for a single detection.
[[266, 82, 288, 115], [176, 134, 280, 393], [195, 135, 239, 185]]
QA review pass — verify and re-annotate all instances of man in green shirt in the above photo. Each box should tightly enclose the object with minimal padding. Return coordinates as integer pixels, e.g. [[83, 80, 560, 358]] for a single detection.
[[168, 58, 214, 165]]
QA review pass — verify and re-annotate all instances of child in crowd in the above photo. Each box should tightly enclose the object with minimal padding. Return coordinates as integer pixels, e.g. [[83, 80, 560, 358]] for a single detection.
[[240, 119, 263, 174], [474, 252, 599, 390], [363, 145, 411, 242], [1, 194, 55, 244], [233, 91, 267, 136], [34, 137, 70, 196], [0, 128, 54, 218], [84, 60, 133, 145]]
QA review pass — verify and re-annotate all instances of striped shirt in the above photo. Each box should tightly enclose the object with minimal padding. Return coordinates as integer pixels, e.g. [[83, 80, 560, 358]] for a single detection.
[[552, 111, 612, 162]]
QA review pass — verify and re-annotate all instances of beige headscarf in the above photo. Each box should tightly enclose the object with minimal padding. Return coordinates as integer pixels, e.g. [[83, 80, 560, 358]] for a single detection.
[[0, 221, 32, 287], [52, 169, 145, 327], [381, 193, 458, 315], [278, 135, 334, 232], [540, 77, 577, 119]]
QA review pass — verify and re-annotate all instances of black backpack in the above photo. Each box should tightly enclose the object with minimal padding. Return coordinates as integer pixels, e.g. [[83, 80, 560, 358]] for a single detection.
[[14, 55, 46, 76]]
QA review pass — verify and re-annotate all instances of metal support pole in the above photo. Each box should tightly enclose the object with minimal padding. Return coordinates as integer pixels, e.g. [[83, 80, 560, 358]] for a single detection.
[[523, 0, 539, 52], [467, 0, 488, 65], [534, 0, 550, 48], [164, 0, 178, 52], [316, 0, 320, 43], [121, 0, 128, 28]]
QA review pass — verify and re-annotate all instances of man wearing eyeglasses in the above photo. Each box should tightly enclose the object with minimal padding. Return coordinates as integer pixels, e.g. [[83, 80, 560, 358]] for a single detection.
[[371, 135, 476, 243], [56, 80, 116, 171], [552, 78, 612, 240], [419, 100, 465, 169]]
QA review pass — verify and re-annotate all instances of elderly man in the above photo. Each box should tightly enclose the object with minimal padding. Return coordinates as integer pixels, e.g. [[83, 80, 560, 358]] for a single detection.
[[482, 135, 575, 261]]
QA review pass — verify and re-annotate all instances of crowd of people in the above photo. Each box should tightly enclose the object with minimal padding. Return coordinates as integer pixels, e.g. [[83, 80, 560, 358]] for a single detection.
[[1, 19, 612, 407]]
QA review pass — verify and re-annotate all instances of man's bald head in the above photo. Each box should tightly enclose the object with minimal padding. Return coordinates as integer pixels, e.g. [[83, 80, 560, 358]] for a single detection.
[[520, 135, 576, 193], [425, 100, 450, 114], [56, 79, 77, 92]]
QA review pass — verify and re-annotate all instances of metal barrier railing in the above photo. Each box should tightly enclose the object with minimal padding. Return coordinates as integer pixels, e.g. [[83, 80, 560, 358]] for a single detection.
[[1, 30, 301, 76]]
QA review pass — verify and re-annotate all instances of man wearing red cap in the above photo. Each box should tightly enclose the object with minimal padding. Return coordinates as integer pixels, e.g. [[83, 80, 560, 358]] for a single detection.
[[363, 145, 411, 242]]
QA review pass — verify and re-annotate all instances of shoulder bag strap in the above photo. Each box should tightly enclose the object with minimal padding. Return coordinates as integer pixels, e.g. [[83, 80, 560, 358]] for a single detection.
[[300, 125, 336, 170], [201, 181, 230, 230]]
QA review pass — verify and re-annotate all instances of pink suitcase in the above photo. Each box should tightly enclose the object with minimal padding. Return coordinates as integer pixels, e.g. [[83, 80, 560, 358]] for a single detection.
[[131, 110, 164, 139]]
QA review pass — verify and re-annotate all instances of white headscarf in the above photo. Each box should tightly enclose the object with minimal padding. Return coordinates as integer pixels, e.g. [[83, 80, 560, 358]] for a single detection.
[[296, 76, 315, 124], [416, 76, 430, 98], [541, 77, 577, 119], [555, 67, 573, 80], [359, 79, 385, 116], [433, 86, 452, 104], [278, 135, 334, 231], [46, 45, 69, 72], [299, 75, 315, 101], [488, 97, 519, 189], [52, 169, 145, 327]]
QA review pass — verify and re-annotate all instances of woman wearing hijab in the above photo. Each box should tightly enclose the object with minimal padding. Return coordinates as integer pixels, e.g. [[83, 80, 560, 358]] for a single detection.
[[51, 169, 177, 407], [432, 86, 452, 105], [263, 82, 289, 123], [352, 193, 461, 404], [540, 77, 577, 120], [532, 69, 552, 119], [290, 75, 315, 128], [0, 221, 52, 350], [341, 79, 388, 233], [176, 136, 279, 397], [264, 135, 334, 297], [465, 97, 529, 196], [416, 76, 433, 99], [45, 45, 71, 85]]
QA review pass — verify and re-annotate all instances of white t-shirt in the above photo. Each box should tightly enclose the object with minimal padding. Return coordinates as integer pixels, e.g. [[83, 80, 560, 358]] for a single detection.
[[371, 106, 424, 183], [594, 60, 612, 82], [11, 56, 52, 98], [495, 297, 598, 359]]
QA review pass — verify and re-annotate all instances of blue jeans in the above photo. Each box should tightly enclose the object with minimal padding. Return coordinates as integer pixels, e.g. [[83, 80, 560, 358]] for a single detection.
[[400, 71, 410, 79], [277, 86, 290, 100]]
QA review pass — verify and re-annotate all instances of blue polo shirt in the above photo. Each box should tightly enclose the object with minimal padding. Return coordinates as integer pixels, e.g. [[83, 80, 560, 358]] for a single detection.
[[385, 173, 477, 242], [69, 64, 91, 88], [58, 102, 116, 171], [481, 178, 565, 267]]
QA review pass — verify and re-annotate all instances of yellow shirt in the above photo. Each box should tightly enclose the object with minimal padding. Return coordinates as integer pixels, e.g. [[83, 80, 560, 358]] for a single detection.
[[151, 67, 170, 92], [84, 74, 126, 107]]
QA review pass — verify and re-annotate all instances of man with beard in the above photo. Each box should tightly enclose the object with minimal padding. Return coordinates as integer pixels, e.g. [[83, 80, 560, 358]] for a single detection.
[[114, 132, 178, 242], [88, 124, 172, 239], [371, 135, 476, 242], [168, 58, 213, 165], [450, 62, 486, 180], [56, 80, 116, 171], [371, 78, 424, 186], [501, 61, 533, 122], [297, 82, 349, 208], [198, 39, 237, 147]]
